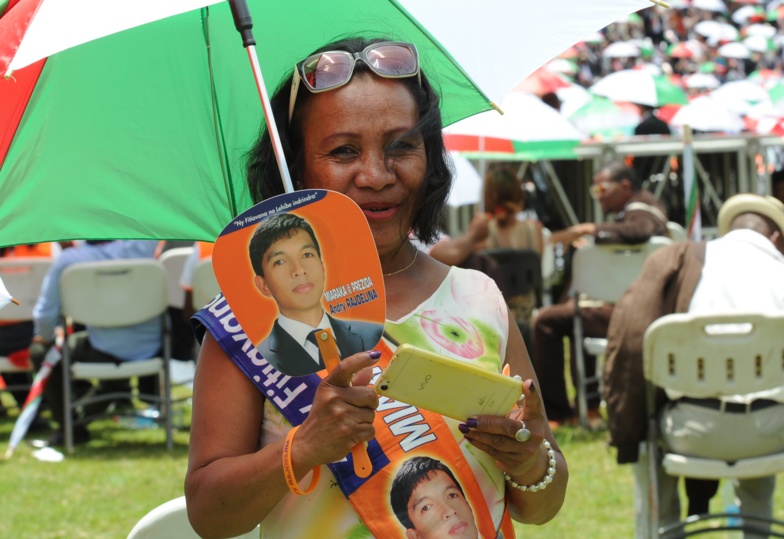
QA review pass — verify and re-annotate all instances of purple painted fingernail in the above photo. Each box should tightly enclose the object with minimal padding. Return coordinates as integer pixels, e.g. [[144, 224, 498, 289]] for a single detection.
[[368, 350, 382, 360], [529, 381, 537, 393], [458, 423, 470, 434], [466, 418, 478, 429]]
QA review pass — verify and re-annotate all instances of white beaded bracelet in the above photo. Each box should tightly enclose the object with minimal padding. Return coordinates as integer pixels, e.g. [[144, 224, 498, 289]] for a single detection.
[[503, 440, 556, 492]]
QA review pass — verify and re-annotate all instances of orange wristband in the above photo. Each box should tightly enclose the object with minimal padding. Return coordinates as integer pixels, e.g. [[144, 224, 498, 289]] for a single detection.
[[282, 425, 321, 495]]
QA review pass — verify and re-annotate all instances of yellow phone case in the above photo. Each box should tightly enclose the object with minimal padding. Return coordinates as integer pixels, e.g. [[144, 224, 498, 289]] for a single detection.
[[374, 344, 523, 421]]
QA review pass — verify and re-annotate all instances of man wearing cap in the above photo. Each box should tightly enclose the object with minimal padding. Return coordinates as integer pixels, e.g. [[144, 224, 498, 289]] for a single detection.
[[532, 161, 669, 427], [603, 193, 784, 537]]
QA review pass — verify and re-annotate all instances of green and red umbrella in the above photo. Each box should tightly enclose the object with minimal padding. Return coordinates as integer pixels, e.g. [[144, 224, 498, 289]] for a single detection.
[[443, 92, 586, 161], [568, 96, 641, 139], [0, 0, 652, 246]]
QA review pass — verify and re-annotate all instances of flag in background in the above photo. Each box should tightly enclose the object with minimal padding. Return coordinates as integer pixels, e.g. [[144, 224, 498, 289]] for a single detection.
[[683, 126, 701, 241]]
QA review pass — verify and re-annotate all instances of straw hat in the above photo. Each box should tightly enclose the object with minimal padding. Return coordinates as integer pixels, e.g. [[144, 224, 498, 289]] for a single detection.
[[717, 193, 784, 236]]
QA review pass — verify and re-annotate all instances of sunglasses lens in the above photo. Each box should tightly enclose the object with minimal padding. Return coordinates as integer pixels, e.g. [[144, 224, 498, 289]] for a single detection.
[[365, 44, 418, 76], [301, 52, 353, 91]]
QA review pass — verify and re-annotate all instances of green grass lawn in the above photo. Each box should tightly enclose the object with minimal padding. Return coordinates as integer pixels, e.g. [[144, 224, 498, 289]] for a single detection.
[[1, 398, 782, 538]]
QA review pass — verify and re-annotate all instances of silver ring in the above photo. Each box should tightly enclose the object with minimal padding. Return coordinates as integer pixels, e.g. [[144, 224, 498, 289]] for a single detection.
[[514, 421, 532, 443]]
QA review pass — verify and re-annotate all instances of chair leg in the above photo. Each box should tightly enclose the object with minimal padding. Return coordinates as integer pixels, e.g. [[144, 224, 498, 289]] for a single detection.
[[573, 308, 589, 430], [646, 420, 667, 538], [62, 347, 75, 455], [163, 357, 173, 451]]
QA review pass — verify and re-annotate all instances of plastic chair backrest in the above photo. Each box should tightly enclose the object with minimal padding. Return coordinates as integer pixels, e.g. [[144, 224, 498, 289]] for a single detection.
[[127, 496, 201, 539], [127, 496, 259, 539], [0, 258, 52, 321], [571, 236, 672, 303], [540, 227, 555, 281], [666, 221, 687, 241], [482, 248, 542, 296], [158, 247, 194, 309], [60, 259, 167, 327], [643, 312, 784, 398], [191, 258, 219, 311]]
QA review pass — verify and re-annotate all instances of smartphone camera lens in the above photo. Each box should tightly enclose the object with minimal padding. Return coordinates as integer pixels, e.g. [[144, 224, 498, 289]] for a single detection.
[[380, 384, 388, 391]]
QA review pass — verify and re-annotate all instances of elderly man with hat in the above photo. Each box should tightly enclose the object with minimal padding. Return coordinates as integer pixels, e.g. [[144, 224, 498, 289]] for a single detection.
[[603, 193, 784, 538]]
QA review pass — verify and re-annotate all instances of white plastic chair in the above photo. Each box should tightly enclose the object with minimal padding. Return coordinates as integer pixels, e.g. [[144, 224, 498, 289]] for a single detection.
[[127, 496, 259, 539], [59, 259, 172, 453], [571, 236, 672, 429], [0, 258, 53, 401], [191, 258, 219, 311], [158, 247, 194, 310], [643, 312, 784, 538], [665, 221, 687, 241], [540, 228, 556, 306]]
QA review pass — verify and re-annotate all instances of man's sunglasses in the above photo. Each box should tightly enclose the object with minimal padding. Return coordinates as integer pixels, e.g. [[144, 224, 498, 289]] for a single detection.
[[590, 181, 617, 198], [288, 41, 421, 122]]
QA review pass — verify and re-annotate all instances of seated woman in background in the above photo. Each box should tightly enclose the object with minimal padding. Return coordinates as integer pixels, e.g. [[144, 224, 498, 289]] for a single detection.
[[481, 165, 545, 338]]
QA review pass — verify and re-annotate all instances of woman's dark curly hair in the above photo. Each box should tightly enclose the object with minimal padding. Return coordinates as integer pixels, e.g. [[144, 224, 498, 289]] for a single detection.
[[245, 36, 452, 246]]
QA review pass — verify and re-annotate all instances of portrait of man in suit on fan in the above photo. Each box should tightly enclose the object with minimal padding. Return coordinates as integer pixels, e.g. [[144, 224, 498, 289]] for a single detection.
[[249, 212, 383, 376]]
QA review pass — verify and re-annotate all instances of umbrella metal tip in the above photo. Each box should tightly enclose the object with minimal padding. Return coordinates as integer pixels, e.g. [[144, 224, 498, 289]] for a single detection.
[[10, 298, 20, 305]]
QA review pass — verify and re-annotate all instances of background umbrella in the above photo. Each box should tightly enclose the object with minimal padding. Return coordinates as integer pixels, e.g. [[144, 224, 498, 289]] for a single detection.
[[4, 338, 61, 459], [693, 19, 740, 42], [514, 68, 572, 97], [748, 68, 782, 89], [589, 69, 689, 107], [557, 83, 594, 117], [602, 40, 641, 58], [743, 34, 778, 53], [443, 92, 587, 161], [684, 72, 721, 90], [666, 41, 702, 59], [568, 96, 641, 139], [0, 0, 653, 246], [711, 79, 770, 114], [692, 0, 728, 13], [670, 95, 746, 134], [0, 275, 20, 308], [446, 153, 482, 208], [718, 41, 751, 59]]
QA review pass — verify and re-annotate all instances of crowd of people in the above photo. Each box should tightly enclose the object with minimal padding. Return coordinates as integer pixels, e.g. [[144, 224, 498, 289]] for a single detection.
[[533, 0, 784, 138]]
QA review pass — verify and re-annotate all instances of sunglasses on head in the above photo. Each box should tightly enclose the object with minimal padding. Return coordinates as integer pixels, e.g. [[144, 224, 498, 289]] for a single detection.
[[590, 181, 617, 198], [288, 41, 421, 122]]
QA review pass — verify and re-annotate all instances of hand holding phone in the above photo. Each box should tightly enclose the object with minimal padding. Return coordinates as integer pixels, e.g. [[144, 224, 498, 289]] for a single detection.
[[374, 344, 523, 421]]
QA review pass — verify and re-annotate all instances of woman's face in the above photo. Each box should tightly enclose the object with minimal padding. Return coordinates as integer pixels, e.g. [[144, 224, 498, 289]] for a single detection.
[[299, 74, 427, 259]]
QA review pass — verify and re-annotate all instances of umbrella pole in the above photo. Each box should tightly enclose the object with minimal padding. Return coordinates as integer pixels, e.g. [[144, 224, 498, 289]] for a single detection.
[[229, 1, 295, 195]]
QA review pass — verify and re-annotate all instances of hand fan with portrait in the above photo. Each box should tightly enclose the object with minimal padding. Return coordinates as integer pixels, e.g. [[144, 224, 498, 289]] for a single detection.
[[212, 189, 386, 477]]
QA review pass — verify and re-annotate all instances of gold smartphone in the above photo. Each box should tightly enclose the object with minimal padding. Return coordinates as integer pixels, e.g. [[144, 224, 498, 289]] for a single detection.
[[374, 344, 523, 421]]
